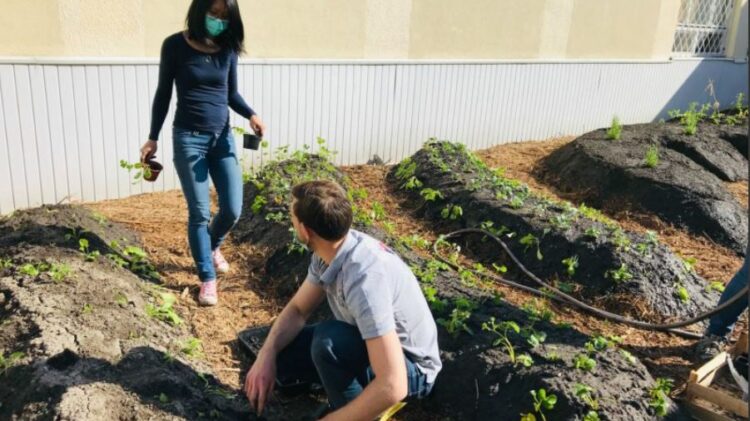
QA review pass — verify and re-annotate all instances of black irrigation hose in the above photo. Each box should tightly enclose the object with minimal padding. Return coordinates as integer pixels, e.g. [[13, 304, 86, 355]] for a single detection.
[[434, 228, 749, 340]]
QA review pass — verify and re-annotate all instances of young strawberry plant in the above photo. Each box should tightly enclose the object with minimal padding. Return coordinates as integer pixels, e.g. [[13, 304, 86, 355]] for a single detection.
[[481, 317, 520, 364], [437, 298, 475, 337], [574, 383, 599, 411], [523, 388, 557, 421], [78, 238, 100, 262], [0, 351, 24, 375], [573, 353, 597, 372], [420, 188, 444, 202], [519, 233, 543, 261], [145, 292, 182, 326], [644, 145, 660, 168], [440, 204, 463, 220], [648, 378, 673, 416], [561, 256, 578, 277], [119, 160, 153, 183], [606, 264, 633, 284], [606, 116, 622, 140]]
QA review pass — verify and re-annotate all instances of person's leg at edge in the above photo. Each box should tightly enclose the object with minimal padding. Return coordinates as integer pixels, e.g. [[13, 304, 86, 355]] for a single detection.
[[706, 254, 749, 338], [207, 126, 243, 273], [173, 129, 217, 305], [309, 320, 433, 410]]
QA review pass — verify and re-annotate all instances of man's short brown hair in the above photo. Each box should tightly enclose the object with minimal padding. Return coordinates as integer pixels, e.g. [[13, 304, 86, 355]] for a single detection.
[[291, 180, 353, 241]]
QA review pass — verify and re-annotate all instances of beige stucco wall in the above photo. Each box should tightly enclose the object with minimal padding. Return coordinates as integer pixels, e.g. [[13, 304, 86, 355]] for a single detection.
[[0, 0, 745, 60]]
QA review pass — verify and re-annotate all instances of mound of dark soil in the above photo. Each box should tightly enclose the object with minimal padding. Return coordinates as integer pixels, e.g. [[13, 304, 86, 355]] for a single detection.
[[539, 121, 748, 255], [233, 151, 683, 420], [0, 206, 253, 420], [386, 141, 718, 323]]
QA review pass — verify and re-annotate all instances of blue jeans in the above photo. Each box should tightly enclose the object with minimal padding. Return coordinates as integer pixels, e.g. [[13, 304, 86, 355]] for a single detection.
[[276, 320, 434, 410], [706, 255, 748, 337], [172, 125, 243, 282]]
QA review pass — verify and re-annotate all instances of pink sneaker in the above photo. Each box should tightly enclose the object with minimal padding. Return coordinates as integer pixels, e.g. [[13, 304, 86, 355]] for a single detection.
[[199, 280, 218, 306], [212, 249, 230, 274]]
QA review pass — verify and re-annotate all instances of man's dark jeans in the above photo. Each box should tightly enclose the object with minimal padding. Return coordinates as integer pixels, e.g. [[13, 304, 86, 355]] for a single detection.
[[706, 254, 749, 338], [276, 320, 434, 409]]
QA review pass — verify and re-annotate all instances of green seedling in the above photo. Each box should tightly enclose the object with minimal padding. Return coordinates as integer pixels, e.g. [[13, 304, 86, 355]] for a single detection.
[[181, 337, 204, 359], [575, 383, 599, 410], [369, 202, 386, 221], [120, 159, 153, 183], [528, 388, 557, 421], [519, 233, 543, 261], [437, 298, 475, 337], [123, 246, 159, 280], [440, 204, 463, 220], [115, 292, 128, 306], [492, 263, 508, 273], [82, 303, 94, 314], [19, 263, 40, 277], [573, 354, 597, 371], [679, 102, 709, 135], [403, 176, 423, 190], [620, 349, 637, 364], [48, 263, 71, 282], [394, 158, 417, 180], [420, 188, 444, 202], [422, 285, 446, 312], [706, 281, 725, 293], [516, 354, 534, 368], [606, 264, 633, 284], [607, 116, 622, 140], [0, 258, 12, 269], [610, 228, 631, 251], [522, 300, 555, 323], [400, 234, 430, 251], [145, 292, 183, 326], [522, 327, 547, 349], [78, 238, 100, 261], [381, 220, 396, 235], [649, 378, 673, 416], [0, 351, 24, 375], [265, 212, 285, 223], [644, 145, 660, 168], [674, 285, 690, 303], [158, 392, 169, 404], [250, 195, 267, 214], [584, 335, 614, 354], [583, 411, 601, 421], [682, 256, 697, 273], [584, 226, 601, 240], [92, 212, 108, 226], [482, 317, 520, 364], [561, 256, 578, 277]]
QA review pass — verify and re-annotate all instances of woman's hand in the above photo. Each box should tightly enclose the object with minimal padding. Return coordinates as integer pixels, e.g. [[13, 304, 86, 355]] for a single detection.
[[140, 140, 158, 163], [250, 115, 266, 138]]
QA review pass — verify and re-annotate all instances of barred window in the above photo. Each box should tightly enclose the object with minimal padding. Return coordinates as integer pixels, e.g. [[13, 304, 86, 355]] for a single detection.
[[672, 0, 735, 57]]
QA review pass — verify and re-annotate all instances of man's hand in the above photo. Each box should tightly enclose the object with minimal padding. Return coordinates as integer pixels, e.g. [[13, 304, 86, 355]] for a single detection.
[[244, 349, 276, 416], [140, 140, 157, 163]]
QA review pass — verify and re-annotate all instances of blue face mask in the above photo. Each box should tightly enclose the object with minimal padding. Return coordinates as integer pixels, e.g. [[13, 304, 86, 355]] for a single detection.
[[205, 14, 228, 37]]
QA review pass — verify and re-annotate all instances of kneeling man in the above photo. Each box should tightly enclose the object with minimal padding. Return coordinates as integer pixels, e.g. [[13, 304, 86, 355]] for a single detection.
[[244, 180, 441, 420]]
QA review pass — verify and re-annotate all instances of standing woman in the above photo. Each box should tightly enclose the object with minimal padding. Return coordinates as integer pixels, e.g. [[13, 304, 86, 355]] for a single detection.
[[141, 0, 265, 306]]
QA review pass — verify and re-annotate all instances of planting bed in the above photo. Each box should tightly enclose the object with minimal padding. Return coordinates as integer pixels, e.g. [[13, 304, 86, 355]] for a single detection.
[[232, 148, 684, 420], [539, 118, 748, 255], [0, 206, 252, 420], [388, 141, 719, 323]]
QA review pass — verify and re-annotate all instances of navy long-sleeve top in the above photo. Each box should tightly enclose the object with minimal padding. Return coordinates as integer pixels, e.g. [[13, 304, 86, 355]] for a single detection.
[[149, 32, 255, 140]]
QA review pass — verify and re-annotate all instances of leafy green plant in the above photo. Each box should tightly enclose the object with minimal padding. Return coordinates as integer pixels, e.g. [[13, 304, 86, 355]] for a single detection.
[[115, 292, 128, 306], [606, 264, 633, 284], [78, 238, 100, 261], [438, 298, 475, 337], [649, 378, 673, 416], [575, 383, 599, 411], [394, 158, 417, 181], [19, 263, 40, 277], [674, 284, 690, 303], [145, 292, 183, 326], [644, 145, 660, 168], [522, 327, 547, 349], [516, 354, 534, 368], [420, 188, 444, 202], [82, 303, 94, 314], [0, 351, 24, 375], [584, 335, 613, 354], [48, 263, 71, 282], [120, 159, 152, 183], [573, 354, 597, 372], [583, 411, 601, 421], [519, 233, 543, 261], [527, 388, 557, 421], [606, 116, 622, 140], [620, 349, 637, 364], [400, 234, 431, 251], [679, 102, 709, 135], [681, 256, 697, 273], [482, 317, 520, 364], [403, 176, 423, 190], [561, 256, 578, 277], [440, 204, 463, 220], [584, 226, 601, 240], [522, 300, 555, 323], [369, 202, 386, 221], [422, 285, 446, 312], [706, 281, 725, 293], [250, 195, 267, 214], [181, 337, 204, 359]]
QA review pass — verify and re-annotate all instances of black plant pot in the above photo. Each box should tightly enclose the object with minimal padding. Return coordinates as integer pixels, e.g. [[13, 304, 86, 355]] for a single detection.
[[243, 133, 261, 150]]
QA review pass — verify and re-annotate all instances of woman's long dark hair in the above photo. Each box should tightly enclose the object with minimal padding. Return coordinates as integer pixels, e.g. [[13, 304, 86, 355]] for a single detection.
[[186, 0, 244, 53]]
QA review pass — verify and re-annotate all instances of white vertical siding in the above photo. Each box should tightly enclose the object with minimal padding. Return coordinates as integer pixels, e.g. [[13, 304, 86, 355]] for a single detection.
[[0, 58, 747, 214]]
